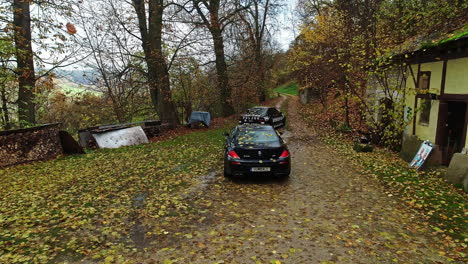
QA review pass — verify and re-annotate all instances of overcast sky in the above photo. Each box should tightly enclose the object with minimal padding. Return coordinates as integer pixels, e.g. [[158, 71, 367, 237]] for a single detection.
[[275, 0, 299, 51], [19, 0, 300, 71]]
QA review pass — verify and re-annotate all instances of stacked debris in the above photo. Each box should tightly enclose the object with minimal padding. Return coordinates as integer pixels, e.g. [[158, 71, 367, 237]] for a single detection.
[[0, 124, 84, 168], [78, 120, 171, 149]]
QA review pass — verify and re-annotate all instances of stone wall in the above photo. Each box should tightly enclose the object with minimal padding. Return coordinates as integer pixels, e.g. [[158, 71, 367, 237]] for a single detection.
[[446, 153, 468, 192], [0, 124, 63, 168], [400, 133, 441, 166]]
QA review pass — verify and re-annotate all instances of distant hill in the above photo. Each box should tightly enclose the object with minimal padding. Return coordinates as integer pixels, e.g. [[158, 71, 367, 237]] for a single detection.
[[53, 77, 101, 96], [54, 69, 98, 86]]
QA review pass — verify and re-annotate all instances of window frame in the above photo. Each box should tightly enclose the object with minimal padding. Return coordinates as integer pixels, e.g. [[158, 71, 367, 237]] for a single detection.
[[417, 71, 432, 126]]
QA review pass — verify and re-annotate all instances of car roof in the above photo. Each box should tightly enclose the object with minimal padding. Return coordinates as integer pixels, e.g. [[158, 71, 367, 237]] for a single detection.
[[250, 106, 270, 109], [236, 124, 275, 130]]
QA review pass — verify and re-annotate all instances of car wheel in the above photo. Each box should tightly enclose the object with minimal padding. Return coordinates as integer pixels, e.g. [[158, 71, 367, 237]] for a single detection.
[[223, 167, 232, 178], [272, 119, 278, 128], [277, 169, 290, 179]]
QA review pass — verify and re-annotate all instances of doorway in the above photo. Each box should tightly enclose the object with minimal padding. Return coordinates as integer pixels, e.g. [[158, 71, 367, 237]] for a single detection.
[[439, 101, 468, 165]]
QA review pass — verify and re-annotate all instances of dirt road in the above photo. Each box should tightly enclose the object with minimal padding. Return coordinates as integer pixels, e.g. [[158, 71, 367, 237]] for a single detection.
[[137, 96, 451, 263]]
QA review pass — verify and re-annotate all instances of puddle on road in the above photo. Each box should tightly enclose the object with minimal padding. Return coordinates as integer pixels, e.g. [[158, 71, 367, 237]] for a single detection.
[[182, 171, 218, 199], [280, 129, 293, 140], [170, 163, 190, 173], [132, 192, 148, 209], [130, 220, 148, 249], [130, 172, 219, 249], [130, 192, 149, 249]]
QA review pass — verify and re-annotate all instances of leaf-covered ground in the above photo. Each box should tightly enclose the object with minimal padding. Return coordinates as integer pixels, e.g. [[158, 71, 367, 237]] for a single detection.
[[297, 97, 468, 262], [1, 97, 466, 263], [0, 123, 230, 263]]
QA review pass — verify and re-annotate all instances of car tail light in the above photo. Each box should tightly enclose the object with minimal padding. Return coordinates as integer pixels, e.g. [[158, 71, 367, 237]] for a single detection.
[[279, 150, 290, 158], [228, 150, 240, 159], [232, 161, 241, 165]]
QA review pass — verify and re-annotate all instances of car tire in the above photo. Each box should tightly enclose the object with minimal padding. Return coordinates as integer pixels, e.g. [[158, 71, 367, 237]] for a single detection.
[[223, 167, 232, 178], [277, 169, 290, 179]]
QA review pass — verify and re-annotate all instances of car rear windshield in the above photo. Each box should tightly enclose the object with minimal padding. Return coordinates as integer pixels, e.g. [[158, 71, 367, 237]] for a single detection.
[[247, 108, 267, 115], [235, 129, 279, 145]]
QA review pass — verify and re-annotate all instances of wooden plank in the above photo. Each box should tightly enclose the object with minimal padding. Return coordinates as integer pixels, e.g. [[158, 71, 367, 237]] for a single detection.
[[412, 64, 421, 135], [440, 60, 448, 95], [413, 97, 418, 135], [438, 94, 468, 101], [435, 101, 448, 146]]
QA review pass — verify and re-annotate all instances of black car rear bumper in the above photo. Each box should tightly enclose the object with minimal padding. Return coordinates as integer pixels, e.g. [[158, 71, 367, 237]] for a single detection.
[[224, 159, 291, 177]]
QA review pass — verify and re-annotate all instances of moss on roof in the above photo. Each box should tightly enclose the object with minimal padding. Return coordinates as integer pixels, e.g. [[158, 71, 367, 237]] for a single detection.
[[420, 25, 468, 49], [382, 24, 468, 61]]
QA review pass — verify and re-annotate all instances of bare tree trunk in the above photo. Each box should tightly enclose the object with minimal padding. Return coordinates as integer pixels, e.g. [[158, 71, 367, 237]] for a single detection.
[[344, 93, 350, 128], [13, 0, 36, 126], [211, 27, 234, 116], [0, 88, 11, 129], [194, 0, 235, 117], [254, 40, 266, 102], [133, 0, 179, 126], [238, 0, 272, 102]]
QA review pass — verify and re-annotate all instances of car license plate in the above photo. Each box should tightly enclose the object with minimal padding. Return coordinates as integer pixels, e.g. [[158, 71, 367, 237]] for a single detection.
[[251, 167, 271, 172]]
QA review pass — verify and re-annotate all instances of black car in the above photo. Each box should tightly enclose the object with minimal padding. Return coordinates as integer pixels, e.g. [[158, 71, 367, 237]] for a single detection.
[[239, 106, 286, 129], [223, 124, 291, 178]]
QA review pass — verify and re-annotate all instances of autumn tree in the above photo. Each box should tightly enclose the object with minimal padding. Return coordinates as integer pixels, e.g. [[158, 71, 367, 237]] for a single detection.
[[190, 0, 250, 117], [131, 0, 179, 126], [12, 0, 36, 125], [75, 0, 154, 123], [0, 36, 15, 129], [295, 0, 331, 22], [289, 0, 468, 147], [236, 0, 281, 102], [170, 56, 218, 122], [5, 0, 83, 127]]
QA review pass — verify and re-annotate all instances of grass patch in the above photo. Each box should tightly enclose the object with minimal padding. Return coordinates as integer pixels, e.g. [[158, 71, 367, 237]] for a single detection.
[[297, 102, 467, 261], [0, 125, 233, 262], [274, 82, 299, 96], [55, 78, 101, 96]]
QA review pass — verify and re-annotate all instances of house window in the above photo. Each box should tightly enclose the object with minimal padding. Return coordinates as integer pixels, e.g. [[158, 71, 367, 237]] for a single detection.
[[418, 71, 431, 125], [419, 99, 431, 125], [418, 72, 430, 92]]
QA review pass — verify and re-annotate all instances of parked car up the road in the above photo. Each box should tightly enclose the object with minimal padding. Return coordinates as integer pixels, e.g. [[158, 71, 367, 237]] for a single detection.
[[239, 107, 286, 129]]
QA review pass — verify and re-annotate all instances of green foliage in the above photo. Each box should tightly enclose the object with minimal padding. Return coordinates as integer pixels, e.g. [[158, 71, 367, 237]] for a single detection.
[[37, 92, 119, 134], [273, 83, 299, 96], [286, 0, 468, 149], [0, 33, 17, 129], [0, 124, 231, 262], [57, 82, 101, 97], [170, 57, 220, 120]]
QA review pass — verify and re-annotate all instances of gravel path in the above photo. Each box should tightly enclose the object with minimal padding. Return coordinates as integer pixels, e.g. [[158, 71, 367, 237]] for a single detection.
[[137, 96, 451, 264]]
